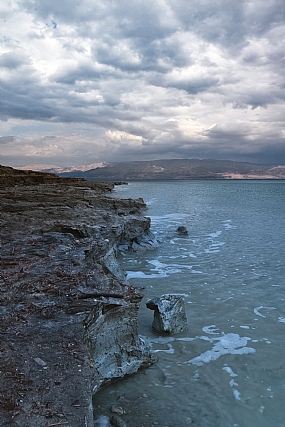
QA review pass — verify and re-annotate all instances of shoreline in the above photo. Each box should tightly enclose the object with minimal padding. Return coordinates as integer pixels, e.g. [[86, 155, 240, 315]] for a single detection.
[[0, 167, 157, 426]]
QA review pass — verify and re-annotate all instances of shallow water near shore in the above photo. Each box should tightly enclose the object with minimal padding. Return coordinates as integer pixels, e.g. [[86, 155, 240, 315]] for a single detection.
[[93, 180, 285, 427]]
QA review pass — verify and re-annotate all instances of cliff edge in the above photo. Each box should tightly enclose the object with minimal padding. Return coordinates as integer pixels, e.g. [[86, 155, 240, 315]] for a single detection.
[[0, 166, 156, 427]]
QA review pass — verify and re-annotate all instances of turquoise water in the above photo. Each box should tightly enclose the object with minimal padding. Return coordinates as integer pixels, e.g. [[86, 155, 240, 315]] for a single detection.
[[94, 180, 285, 427]]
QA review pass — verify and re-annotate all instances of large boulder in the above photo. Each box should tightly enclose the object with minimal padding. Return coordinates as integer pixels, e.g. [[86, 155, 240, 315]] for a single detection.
[[146, 294, 188, 335]]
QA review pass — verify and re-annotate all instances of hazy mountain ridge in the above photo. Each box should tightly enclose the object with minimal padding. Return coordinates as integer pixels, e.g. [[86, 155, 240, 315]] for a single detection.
[[16, 162, 107, 174], [57, 159, 285, 180]]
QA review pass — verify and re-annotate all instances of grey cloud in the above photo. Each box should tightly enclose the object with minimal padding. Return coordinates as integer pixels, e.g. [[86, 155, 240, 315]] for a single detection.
[[244, 1, 285, 38], [51, 64, 104, 85], [23, 0, 83, 23], [252, 144, 285, 165], [1, 51, 31, 69], [2, 0, 285, 167], [0, 136, 15, 144], [153, 75, 220, 94]]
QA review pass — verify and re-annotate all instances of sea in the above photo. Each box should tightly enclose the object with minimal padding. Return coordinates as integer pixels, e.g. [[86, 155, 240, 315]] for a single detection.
[[93, 180, 285, 427]]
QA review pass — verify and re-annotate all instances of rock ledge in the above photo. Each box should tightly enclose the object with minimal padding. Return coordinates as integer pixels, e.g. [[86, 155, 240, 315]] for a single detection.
[[0, 167, 156, 426]]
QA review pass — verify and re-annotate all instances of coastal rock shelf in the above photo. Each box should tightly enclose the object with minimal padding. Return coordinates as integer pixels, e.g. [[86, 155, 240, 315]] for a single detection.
[[0, 167, 156, 427]]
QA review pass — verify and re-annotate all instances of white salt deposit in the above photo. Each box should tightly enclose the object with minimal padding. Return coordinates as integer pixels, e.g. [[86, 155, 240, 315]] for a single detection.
[[189, 333, 256, 366]]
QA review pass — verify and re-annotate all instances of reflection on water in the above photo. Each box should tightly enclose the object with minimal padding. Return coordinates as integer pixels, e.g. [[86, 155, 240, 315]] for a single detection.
[[94, 181, 285, 427]]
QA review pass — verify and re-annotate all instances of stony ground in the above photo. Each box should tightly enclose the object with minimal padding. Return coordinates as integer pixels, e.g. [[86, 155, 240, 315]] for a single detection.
[[0, 167, 154, 427]]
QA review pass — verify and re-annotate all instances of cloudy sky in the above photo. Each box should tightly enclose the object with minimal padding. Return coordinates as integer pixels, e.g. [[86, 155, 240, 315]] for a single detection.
[[1, 0, 285, 167]]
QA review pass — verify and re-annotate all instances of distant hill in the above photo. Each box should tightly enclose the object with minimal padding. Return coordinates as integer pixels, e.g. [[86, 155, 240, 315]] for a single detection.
[[16, 162, 106, 174], [57, 159, 285, 180]]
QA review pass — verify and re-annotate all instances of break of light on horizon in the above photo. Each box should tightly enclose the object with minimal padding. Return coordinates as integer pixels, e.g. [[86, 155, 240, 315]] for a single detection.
[[0, 0, 285, 167]]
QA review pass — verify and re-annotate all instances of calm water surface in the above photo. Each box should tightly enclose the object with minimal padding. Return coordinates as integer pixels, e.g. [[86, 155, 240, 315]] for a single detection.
[[93, 180, 285, 427]]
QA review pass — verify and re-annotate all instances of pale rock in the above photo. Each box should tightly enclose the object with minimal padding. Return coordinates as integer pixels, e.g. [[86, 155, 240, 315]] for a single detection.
[[146, 294, 188, 335]]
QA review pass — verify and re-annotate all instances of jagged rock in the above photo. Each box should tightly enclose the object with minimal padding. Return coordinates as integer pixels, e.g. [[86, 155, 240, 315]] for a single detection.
[[118, 217, 158, 252], [84, 300, 155, 393], [146, 294, 188, 335], [176, 226, 188, 236]]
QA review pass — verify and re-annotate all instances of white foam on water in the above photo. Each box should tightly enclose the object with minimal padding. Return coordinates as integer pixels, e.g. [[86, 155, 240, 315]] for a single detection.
[[278, 317, 285, 323], [229, 379, 239, 387], [259, 405, 265, 414], [222, 365, 238, 377], [152, 343, 175, 354], [94, 415, 110, 427], [126, 258, 186, 279], [126, 271, 164, 279], [240, 326, 250, 329], [187, 252, 197, 258], [233, 389, 241, 401], [223, 365, 241, 403], [203, 325, 220, 335], [222, 220, 237, 230], [189, 333, 256, 366], [209, 242, 225, 247], [208, 230, 222, 238], [254, 306, 277, 318], [146, 258, 195, 277], [204, 248, 221, 254]]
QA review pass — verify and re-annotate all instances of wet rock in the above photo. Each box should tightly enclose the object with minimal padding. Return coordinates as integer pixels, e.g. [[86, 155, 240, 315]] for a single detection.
[[176, 226, 188, 236], [111, 414, 127, 427], [111, 405, 126, 415], [118, 217, 158, 252], [146, 294, 188, 335]]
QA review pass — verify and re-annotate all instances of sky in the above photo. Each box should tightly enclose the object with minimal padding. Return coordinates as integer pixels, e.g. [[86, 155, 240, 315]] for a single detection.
[[1, 0, 285, 167]]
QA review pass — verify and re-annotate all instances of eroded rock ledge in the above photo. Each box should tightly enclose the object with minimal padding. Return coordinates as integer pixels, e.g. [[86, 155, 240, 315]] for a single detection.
[[0, 167, 157, 427]]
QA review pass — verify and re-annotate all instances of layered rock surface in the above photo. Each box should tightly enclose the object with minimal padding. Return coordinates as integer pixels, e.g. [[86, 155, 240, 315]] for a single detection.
[[0, 167, 156, 427]]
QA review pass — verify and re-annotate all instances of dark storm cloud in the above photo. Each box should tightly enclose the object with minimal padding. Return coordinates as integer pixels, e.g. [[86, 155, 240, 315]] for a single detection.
[[1, 0, 285, 166]]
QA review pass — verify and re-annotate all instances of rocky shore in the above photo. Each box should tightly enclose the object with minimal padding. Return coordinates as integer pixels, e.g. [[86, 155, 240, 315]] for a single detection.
[[0, 166, 157, 427]]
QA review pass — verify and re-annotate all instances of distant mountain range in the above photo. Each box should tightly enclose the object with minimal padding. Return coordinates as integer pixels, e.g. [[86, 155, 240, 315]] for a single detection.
[[17, 159, 285, 180], [16, 162, 106, 174]]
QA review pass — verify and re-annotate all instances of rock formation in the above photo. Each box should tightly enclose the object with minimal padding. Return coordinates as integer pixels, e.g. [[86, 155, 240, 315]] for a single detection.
[[176, 226, 189, 236], [146, 294, 188, 335], [0, 166, 156, 426]]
